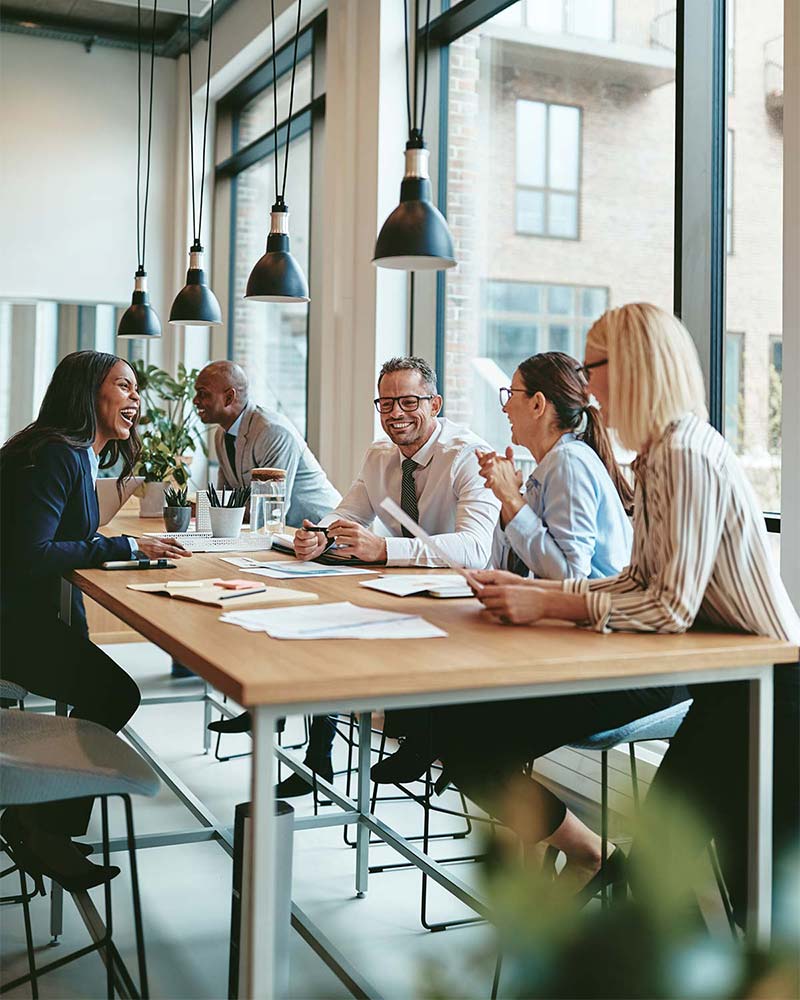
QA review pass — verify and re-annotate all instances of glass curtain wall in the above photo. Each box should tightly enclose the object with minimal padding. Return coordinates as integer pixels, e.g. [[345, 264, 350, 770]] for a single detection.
[[723, 0, 783, 513], [438, 0, 676, 455]]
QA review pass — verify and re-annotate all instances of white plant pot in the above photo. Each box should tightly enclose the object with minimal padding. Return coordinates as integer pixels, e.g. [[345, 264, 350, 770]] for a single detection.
[[139, 481, 169, 517], [209, 506, 246, 538]]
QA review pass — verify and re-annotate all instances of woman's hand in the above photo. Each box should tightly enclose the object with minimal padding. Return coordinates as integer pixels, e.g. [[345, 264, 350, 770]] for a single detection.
[[476, 583, 550, 625], [294, 520, 328, 560], [135, 536, 192, 560], [469, 568, 530, 588], [476, 447, 525, 525]]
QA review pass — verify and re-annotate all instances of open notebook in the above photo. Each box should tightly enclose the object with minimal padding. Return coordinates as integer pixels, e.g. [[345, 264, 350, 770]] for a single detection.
[[127, 578, 318, 609]]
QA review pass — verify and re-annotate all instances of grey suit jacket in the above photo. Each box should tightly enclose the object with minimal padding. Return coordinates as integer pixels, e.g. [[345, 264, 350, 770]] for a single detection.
[[215, 402, 341, 527]]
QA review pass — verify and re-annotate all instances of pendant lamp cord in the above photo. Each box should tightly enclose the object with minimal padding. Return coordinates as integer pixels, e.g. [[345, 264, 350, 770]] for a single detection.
[[270, 0, 303, 207], [186, 0, 215, 245], [405, 0, 432, 138], [141, 0, 158, 270]]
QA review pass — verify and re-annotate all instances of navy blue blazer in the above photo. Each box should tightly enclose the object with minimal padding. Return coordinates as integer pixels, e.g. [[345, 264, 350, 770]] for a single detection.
[[1, 441, 132, 636]]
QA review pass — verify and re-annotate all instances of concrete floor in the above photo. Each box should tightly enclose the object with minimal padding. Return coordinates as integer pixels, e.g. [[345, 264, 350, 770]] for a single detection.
[[1, 642, 499, 999]]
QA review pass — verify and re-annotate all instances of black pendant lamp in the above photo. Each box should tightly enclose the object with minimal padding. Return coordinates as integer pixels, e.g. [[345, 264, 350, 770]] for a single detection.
[[245, 0, 309, 303], [118, 0, 161, 339], [169, 0, 223, 327], [373, 0, 455, 271]]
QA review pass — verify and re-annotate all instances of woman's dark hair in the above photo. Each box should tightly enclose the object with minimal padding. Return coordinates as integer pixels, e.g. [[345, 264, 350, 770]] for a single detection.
[[517, 351, 634, 514], [0, 350, 141, 490]]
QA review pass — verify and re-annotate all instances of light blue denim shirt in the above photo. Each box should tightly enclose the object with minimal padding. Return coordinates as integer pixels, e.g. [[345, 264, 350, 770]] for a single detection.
[[490, 433, 632, 580], [88, 448, 138, 556]]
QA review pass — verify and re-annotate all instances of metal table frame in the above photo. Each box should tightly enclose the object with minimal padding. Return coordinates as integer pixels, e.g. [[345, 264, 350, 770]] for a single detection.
[[51, 580, 775, 1000]]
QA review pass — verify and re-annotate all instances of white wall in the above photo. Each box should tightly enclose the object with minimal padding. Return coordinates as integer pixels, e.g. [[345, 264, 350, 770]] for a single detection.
[[0, 33, 178, 322]]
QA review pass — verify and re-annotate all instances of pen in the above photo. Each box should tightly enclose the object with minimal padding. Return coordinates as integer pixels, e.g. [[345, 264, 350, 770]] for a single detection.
[[102, 558, 173, 570]]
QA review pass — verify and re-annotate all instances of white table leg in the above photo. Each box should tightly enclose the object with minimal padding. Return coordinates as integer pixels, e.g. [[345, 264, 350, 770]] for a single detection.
[[246, 705, 279, 999], [747, 667, 774, 947], [355, 712, 372, 897]]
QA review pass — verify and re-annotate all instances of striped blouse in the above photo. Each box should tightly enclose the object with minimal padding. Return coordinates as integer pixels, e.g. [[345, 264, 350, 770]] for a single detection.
[[563, 414, 800, 643]]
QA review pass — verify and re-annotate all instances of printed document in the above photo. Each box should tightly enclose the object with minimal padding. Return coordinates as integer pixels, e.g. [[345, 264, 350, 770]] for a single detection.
[[219, 601, 447, 640]]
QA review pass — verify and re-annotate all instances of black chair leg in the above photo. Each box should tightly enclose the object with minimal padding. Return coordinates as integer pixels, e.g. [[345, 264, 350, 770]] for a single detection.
[[18, 863, 38, 999], [600, 749, 609, 909], [122, 795, 149, 998], [101, 798, 115, 1000], [490, 952, 502, 1000]]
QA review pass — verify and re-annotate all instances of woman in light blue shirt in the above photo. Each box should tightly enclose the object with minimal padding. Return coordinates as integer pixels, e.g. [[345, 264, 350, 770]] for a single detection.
[[482, 352, 632, 580]]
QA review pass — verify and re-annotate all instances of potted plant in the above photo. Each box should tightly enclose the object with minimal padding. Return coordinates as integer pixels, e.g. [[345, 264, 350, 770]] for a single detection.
[[207, 482, 250, 538], [132, 361, 206, 516], [163, 486, 191, 533]]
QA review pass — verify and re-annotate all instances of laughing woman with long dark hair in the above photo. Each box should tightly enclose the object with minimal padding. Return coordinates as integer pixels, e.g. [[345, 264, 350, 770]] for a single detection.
[[0, 351, 190, 892]]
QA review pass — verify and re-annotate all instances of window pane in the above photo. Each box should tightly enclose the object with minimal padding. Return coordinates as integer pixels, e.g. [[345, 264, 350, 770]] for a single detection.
[[516, 189, 545, 234], [724, 332, 744, 451], [236, 56, 313, 151], [548, 324, 571, 352], [724, 1, 783, 511], [230, 130, 310, 436], [548, 192, 578, 237], [516, 100, 546, 186], [442, 0, 674, 452], [548, 104, 580, 190]]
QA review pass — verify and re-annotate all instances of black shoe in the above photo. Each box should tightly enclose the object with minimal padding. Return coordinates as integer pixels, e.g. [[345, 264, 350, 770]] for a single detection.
[[171, 661, 195, 679], [573, 847, 627, 908], [208, 711, 252, 734], [275, 760, 333, 799], [0, 811, 120, 894], [370, 738, 437, 785]]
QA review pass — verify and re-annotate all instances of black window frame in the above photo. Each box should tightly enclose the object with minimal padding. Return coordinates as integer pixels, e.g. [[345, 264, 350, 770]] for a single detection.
[[214, 11, 327, 429]]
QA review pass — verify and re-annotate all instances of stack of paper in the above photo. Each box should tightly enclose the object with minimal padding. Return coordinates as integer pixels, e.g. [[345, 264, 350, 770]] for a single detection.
[[359, 574, 474, 599], [221, 556, 376, 580], [220, 601, 447, 640]]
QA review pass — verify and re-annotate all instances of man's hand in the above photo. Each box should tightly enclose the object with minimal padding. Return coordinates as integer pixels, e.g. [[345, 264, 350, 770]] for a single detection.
[[326, 519, 387, 563], [294, 520, 329, 560], [476, 582, 550, 625], [136, 536, 192, 560]]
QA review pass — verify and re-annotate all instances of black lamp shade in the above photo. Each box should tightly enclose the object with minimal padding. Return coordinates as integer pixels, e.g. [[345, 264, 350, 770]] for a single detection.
[[118, 272, 162, 339], [374, 145, 456, 271], [245, 209, 310, 303], [169, 246, 223, 327]]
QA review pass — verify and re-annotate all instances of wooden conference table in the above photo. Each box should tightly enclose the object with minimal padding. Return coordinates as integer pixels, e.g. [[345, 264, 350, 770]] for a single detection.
[[66, 513, 796, 998]]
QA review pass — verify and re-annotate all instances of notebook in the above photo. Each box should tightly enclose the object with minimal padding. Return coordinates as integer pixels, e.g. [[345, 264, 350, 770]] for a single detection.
[[127, 578, 318, 609]]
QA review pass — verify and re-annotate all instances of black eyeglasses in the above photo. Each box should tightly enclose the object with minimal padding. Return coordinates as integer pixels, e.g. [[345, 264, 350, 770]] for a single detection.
[[499, 386, 529, 407], [374, 394, 435, 414], [575, 359, 608, 380]]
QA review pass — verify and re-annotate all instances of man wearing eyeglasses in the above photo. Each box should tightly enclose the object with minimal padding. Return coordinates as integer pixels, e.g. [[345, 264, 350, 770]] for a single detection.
[[293, 356, 500, 567], [270, 357, 500, 798]]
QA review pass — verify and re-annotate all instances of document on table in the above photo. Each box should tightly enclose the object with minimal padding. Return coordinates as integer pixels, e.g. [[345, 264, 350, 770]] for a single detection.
[[220, 556, 376, 579], [219, 601, 448, 640], [359, 574, 474, 599]]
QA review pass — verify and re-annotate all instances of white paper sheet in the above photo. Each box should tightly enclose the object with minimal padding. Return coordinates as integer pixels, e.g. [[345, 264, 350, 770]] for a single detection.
[[358, 574, 474, 598], [219, 601, 447, 640]]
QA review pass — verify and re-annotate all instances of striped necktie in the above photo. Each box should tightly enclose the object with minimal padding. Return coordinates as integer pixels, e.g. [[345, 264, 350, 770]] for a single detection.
[[400, 458, 419, 537]]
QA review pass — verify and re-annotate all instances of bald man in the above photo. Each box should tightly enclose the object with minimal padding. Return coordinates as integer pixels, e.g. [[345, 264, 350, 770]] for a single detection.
[[193, 361, 340, 526]]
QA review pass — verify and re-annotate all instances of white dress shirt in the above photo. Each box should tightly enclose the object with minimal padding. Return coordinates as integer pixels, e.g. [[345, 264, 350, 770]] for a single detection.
[[320, 417, 500, 568]]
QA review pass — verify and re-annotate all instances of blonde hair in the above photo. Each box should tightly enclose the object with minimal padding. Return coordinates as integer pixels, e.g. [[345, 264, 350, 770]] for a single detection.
[[585, 303, 708, 452]]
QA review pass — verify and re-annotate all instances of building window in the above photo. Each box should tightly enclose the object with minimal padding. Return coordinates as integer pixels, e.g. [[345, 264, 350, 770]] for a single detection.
[[724, 331, 744, 452], [769, 336, 782, 454], [495, 0, 614, 40], [516, 100, 581, 239], [726, 129, 734, 255]]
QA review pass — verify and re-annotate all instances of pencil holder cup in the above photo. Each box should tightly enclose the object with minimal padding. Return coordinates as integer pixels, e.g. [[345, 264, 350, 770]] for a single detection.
[[163, 506, 191, 533], [209, 505, 245, 538]]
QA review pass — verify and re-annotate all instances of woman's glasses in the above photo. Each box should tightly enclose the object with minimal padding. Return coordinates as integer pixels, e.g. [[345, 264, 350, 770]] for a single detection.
[[575, 358, 608, 380], [499, 387, 529, 407]]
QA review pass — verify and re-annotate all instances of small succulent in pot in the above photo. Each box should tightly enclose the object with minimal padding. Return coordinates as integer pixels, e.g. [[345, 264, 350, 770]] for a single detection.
[[163, 486, 191, 533]]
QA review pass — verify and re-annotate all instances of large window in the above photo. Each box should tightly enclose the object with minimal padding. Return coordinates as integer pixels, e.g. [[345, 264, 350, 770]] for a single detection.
[[437, 0, 675, 453], [723, 0, 783, 512], [516, 100, 581, 239], [215, 17, 324, 440]]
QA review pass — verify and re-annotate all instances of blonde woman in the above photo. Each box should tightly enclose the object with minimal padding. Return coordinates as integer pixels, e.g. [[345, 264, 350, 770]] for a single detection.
[[469, 303, 800, 924]]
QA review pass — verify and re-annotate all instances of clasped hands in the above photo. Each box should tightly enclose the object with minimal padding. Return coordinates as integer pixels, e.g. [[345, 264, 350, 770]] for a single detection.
[[294, 519, 388, 563]]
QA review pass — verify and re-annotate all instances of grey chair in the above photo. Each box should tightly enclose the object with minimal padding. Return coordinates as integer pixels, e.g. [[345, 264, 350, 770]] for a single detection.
[[0, 709, 160, 998], [0, 679, 27, 709]]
